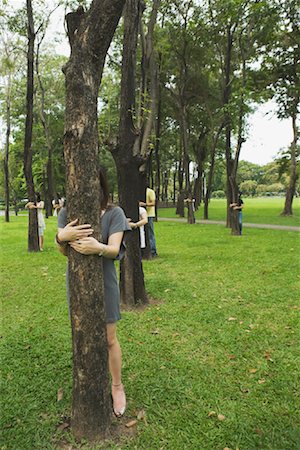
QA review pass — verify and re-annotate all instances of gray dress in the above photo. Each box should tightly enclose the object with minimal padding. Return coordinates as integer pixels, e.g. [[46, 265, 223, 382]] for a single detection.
[[58, 206, 131, 323]]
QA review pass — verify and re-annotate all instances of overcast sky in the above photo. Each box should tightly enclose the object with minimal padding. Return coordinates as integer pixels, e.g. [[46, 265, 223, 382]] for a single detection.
[[7, 1, 295, 166]]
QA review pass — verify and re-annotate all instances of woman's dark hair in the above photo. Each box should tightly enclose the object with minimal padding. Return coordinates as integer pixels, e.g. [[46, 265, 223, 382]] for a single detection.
[[99, 166, 110, 210], [36, 192, 41, 203]]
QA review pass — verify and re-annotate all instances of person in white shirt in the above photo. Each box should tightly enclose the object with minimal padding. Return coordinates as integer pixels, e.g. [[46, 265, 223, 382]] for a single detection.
[[128, 206, 148, 256]]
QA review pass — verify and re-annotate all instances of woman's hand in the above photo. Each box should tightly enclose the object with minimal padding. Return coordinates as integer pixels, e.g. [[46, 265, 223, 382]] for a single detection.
[[69, 237, 102, 255], [58, 219, 94, 242]]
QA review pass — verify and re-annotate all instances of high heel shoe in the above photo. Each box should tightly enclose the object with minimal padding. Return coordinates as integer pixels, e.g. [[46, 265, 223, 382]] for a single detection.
[[111, 383, 126, 418]]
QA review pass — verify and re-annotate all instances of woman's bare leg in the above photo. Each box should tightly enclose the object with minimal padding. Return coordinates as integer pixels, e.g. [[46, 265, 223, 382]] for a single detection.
[[107, 323, 126, 416]]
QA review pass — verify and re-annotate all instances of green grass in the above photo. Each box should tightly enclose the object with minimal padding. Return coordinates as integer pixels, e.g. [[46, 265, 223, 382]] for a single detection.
[[158, 197, 300, 227], [1, 215, 300, 449]]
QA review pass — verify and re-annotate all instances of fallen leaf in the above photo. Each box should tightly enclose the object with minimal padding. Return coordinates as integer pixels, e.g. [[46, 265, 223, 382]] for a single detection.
[[57, 422, 69, 431], [218, 414, 225, 421], [249, 368, 257, 374], [239, 321, 244, 324], [240, 387, 249, 393], [223, 447, 231, 450], [227, 354, 236, 360], [264, 352, 274, 362], [151, 329, 160, 335], [228, 317, 237, 321], [208, 411, 216, 417], [125, 419, 138, 428], [137, 409, 146, 420], [258, 379, 266, 384], [57, 388, 64, 402]]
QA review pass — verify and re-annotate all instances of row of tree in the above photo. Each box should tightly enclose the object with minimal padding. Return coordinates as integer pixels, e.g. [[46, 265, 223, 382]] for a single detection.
[[1, 0, 299, 226], [1, 0, 299, 442]]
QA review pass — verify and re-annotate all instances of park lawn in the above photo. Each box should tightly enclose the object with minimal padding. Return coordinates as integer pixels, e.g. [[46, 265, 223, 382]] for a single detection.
[[158, 197, 300, 227], [1, 215, 300, 449]]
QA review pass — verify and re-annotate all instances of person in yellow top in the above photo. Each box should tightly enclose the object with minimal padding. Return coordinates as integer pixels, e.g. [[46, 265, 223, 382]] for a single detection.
[[139, 187, 158, 257]]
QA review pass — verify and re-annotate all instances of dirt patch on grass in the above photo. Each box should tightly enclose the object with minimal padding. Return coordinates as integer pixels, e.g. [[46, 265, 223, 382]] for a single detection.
[[53, 414, 139, 449]]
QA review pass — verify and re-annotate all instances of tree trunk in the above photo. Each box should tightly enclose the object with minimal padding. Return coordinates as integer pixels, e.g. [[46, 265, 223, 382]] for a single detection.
[[36, 34, 55, 217], [64, 0, 125, 441], [24, 0, 39, 252], [4, 73, 11, 223], [110, 0, 148, 306], [204, 124, 223, 220], [117, 161, 148, 304], [281, 112, 298, 215]]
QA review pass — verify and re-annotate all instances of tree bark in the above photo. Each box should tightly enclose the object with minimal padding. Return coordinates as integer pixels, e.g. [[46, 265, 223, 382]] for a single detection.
[[4, 73, 11, 223], [63, 0, 125, 441], [111, 0, 148, 305], [281, 111, 299, 215], [24, 0, 39, 252], [204, 124, 223, 220], [36, 37, 55, 217]]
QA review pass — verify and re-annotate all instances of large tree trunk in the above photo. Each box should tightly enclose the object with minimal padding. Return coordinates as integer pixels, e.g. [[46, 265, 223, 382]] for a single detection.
[[112, 0, 148, 305], [64, 0, 125, 441], [282, 112, 298, 215], [117, 161, 148, 304], [24, 0, 39, 252], [4, 73, 11, 223]]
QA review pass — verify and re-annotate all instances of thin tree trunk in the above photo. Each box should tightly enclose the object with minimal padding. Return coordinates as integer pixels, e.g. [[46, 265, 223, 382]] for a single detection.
[[64, 0, 125, 441], [24, 0, 39, 252], [4, 73, 11, 223], [36, 38, 55, 217], [204, 124, 223, 220], [282, 112, 298, 215]]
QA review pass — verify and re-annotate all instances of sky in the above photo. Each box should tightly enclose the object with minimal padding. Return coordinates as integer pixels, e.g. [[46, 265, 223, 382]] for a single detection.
[[6, 1, 295, 166]]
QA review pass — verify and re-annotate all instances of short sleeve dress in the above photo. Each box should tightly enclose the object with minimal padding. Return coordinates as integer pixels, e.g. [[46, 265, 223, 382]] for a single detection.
[[58, 206, 131, 323]]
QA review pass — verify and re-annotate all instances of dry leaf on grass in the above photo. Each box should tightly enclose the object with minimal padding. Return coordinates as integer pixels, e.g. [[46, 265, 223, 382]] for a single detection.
[[208, 411, 216, 417], [57, 388, 64, 402], [218, 414, 225, 421], [125, 420, 138, 428], [249, 368, 258, 374], [264, 351, 274, 362], [228, 317, 237, 321], [137, 409, 146, 420], [258, 379, 266, 384], [227, 354, 236, 360], [57, 422, 69, 431], [151, 329, 160, 335]]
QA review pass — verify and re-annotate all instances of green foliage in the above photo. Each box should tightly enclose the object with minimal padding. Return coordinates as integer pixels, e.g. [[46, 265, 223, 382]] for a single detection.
[[1, 216, 299, 449]]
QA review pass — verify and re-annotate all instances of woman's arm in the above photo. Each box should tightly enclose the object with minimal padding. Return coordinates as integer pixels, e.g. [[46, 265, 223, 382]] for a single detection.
[[69, 231, 124, 259], [56, 219, 94, 256], [128, 210, 148, 229]]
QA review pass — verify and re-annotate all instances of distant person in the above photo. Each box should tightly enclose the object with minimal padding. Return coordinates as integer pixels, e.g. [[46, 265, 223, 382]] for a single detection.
[[230, 191, 244, 235], [184, 193, 196, 224], [140, 187, 158, 257], [56, 166, 131, 418], [128, 206, 148, 257], [25, 192, 46, 251], [52, 193, 64, 216]]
